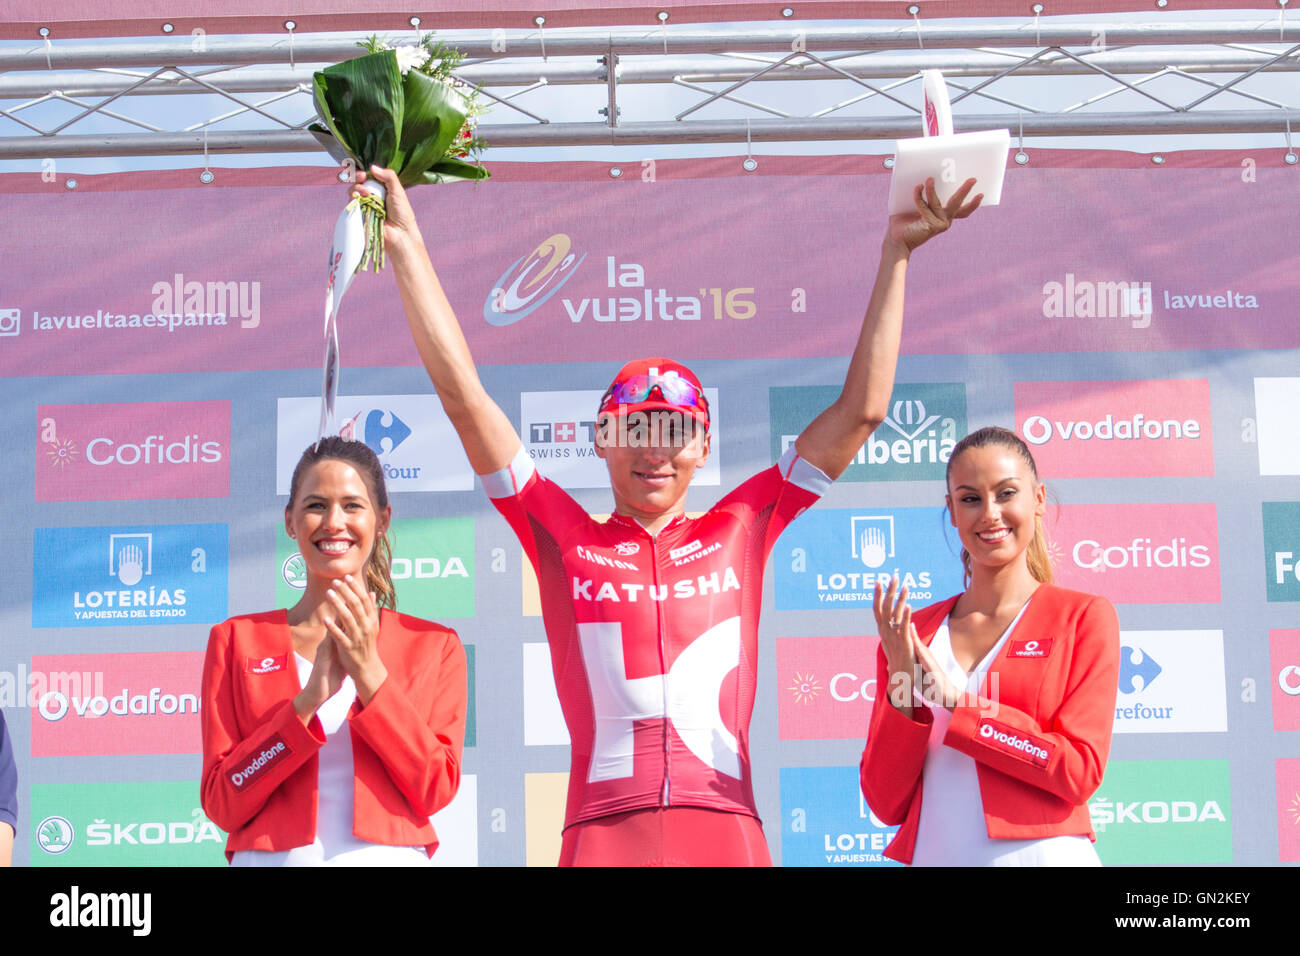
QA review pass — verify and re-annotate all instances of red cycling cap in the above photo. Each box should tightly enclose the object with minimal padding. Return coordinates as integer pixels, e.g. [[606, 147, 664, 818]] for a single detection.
[[597, 357, 710, 430]]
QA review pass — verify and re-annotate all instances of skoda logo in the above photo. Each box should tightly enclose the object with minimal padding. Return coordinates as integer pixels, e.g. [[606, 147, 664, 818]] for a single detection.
[[281, 553, 307, 590], [37, 816, 75, 855]]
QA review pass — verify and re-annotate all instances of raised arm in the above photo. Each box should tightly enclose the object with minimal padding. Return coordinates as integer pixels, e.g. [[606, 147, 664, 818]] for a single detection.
[[358, 166, 520, 475], [795, 177, 982, 479]]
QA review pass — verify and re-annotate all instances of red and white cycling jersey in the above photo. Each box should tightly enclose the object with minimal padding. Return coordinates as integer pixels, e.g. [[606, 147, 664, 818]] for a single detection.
[[485, 445, 830, 829]]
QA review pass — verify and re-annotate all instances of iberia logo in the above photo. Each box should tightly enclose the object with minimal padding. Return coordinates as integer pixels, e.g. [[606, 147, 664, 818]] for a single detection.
[[484, 234, 586, 326]]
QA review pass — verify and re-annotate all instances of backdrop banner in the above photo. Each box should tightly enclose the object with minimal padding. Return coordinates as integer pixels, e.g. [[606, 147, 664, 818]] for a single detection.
[[2, 151, 1297, 866]]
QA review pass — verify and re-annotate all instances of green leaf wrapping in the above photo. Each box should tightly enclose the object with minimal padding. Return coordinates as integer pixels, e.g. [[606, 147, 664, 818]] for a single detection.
[[311, 50, 404, 170], [396, 69, 473, 186], [414, 157, 492, 185]]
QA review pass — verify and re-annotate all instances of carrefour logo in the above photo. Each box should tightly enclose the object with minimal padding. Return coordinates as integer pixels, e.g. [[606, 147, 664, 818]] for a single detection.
[[1112, 631, 1225, 735], [340, 407, 411, 456], [484, 234, 587, 326], [276, 395, 473, 494], [1119, 646, 1162, 694]]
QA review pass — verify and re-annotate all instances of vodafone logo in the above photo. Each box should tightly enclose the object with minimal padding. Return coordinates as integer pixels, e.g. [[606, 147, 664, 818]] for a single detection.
[[1021, 413, 1201, 447], [1009, 639, 1052, 659], [38, 687, 198, 721], [978, 720, 1051, 766], [1022, 416, 1052, 445], [1014, 381, 1213, 479], [1279, 665, 1300, 697]]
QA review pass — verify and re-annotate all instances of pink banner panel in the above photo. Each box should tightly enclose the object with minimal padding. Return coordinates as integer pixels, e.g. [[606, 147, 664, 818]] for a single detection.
[[1013, 379, 1214, 479], [36, 401, 230, 501], [29, 652, 205, 757], [4, 2, 1275, 39], [776, 635, 880, 741], [1048, 503, 1220, 605], [2, 153, 1297, 379]]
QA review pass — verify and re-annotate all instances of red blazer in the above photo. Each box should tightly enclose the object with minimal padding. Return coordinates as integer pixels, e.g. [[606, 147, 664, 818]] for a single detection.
[[200, 609, 466, 861], [859, 585, 1119, 864]]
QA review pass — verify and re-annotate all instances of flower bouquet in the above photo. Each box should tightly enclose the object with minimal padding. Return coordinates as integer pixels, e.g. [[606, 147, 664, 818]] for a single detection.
[[310, 35, 488, 436]]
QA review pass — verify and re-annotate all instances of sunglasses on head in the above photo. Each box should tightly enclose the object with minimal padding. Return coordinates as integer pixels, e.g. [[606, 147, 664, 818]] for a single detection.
[[600, 372, 706, 412]]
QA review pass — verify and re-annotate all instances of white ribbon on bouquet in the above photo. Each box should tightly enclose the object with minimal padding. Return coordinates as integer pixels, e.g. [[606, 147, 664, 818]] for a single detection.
[[319, 179, 385, 442]]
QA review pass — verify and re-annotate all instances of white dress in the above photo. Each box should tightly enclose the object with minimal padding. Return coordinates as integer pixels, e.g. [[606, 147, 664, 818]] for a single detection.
[[230, 654, 431, 867], [910, 604, 1101, 867]]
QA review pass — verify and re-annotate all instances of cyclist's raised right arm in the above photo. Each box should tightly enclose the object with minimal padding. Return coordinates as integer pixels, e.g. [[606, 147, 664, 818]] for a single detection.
[[359, 165, 521, 475]]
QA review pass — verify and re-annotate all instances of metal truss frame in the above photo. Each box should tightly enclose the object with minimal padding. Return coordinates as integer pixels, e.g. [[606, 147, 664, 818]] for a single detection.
[[1, 16, 1299, 161]]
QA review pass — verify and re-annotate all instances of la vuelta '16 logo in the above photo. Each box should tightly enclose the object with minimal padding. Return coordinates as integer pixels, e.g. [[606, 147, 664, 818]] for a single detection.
[[484, 234, 586, 326]]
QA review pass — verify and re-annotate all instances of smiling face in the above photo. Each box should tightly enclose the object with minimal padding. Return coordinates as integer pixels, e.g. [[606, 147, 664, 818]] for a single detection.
[[285, 458, 391, 587], [945, 445, 1045, 577], [595, 410, 710, 529]]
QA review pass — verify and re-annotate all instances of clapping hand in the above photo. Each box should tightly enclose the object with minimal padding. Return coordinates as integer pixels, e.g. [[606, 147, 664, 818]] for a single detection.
[[874, 576, 921, 714], [323, 574, 389, 706]]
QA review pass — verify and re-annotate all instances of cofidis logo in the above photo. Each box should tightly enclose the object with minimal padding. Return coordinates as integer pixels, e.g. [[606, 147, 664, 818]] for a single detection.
[[1270, 630, 1300, 731], [1015, 379, 1212, 478], [36, 402, 229, 502], [30, 652, 202, 757], [32, 524, 227, 628], [1263, 502, 1300, 602], [1050, 503, 1219, 604], [1277, 759, 1300, 862], [522, 388, 721, 489], [780, 766, 900, 867], [772, 507, 963, 611], [485, 234, 587, 326], [776, 636, 879, 740], [770, 383, 966, 482], [276, 395, 473, 494]]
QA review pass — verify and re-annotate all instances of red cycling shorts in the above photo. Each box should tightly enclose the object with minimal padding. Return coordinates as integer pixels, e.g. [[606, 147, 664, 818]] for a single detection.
[[559, 806, 772, 867]]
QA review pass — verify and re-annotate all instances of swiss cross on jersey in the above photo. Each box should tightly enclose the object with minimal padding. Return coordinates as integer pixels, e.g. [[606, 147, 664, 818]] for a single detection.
[[566, 514, 748, 781]]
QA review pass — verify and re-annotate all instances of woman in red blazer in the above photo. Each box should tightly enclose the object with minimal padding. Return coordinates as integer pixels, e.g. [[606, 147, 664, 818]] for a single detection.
[[859, 426, 1119, 865], [201, 436, 467, 864]]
